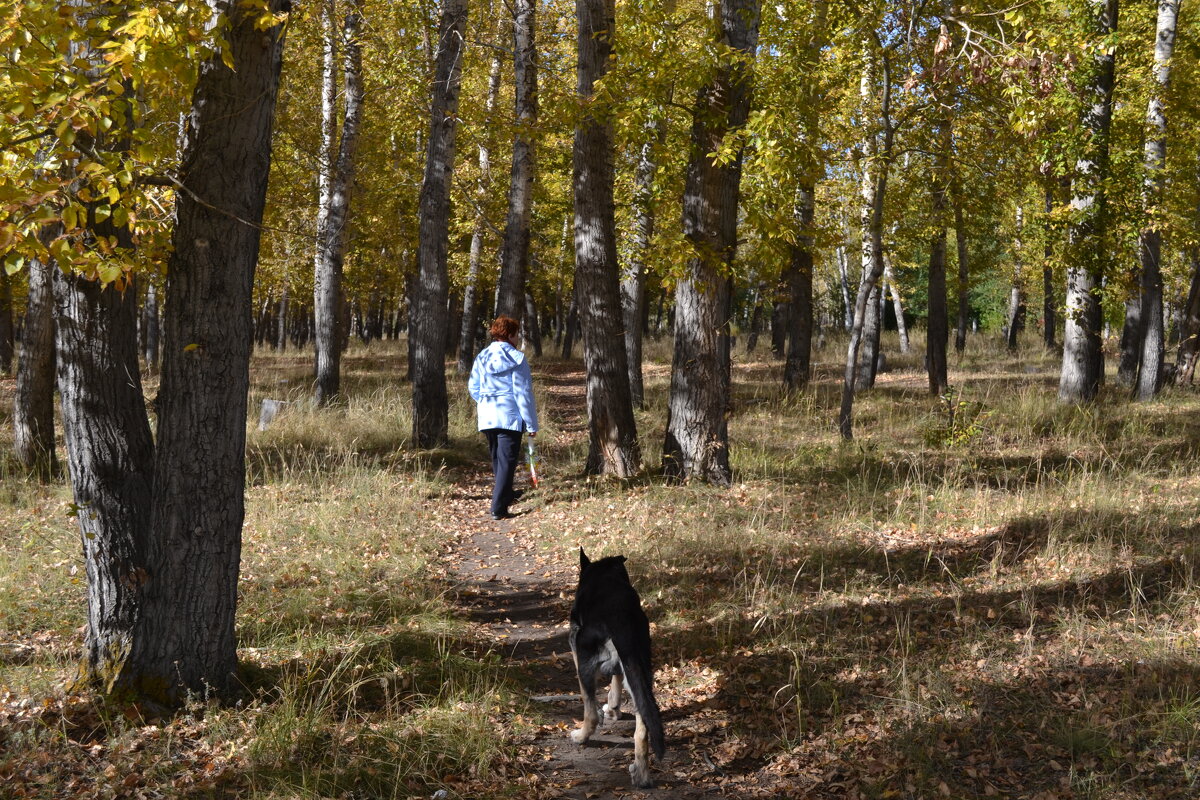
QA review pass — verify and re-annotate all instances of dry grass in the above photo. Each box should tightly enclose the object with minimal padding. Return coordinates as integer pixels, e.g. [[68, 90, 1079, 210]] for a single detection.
[[3, 333, 1200, 798]]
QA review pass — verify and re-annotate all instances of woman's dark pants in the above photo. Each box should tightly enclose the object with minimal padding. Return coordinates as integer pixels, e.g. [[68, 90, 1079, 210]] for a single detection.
[[484, 428, 522, 517]]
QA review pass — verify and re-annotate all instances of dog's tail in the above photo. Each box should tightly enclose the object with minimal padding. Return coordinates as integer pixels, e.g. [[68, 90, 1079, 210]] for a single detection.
[[612, 627, 666, 759]]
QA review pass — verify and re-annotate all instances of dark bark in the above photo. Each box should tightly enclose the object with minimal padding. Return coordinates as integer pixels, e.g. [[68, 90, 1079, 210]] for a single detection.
[[770, 300, 788, 356], [953, 195, 969, 353], [524, 291, 542, 356], [745, 292, 763, 354], [0, 265, 12, 374], [412, 0, 467, 448], [927, 138, 949, 393], [52, 22, 157, 695], [1059, 0, 1118, 403], [1117, 290, 1141, 385], [561, 277, 580, 359], [1134, 0, 1179, 401], [1176, 249, 1200, 384], [275, 286, 289, 351], [1006, 206, 1025, 353], [14, 256, 59, 480], [59, 0, 289, 704], [458, 47, 502, 374], [575, 0, 639, 476], [494, 0, 538, 320], [314, 0, 365, 406], [141, 282, 160, 370], [1043, 178, 1057, 350], [53, 268, 156, 696], [663, 0, 758, 485], [857, 284, 882, 390], [782, 185, 814, 391]]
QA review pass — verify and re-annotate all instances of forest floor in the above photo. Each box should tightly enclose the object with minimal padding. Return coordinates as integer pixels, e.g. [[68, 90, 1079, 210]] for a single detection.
[[4, 337, 1200, 800]]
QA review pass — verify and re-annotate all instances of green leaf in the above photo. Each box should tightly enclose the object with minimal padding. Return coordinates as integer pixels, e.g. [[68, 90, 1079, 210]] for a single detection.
[[97, 262, 121, 285]]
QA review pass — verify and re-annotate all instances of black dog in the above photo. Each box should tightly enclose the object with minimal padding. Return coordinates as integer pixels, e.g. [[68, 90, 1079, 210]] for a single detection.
[[569, 549, 665, 788]]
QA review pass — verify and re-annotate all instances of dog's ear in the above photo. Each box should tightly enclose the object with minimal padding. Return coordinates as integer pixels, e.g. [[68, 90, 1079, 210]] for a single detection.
[[617, 555, 627, 564], [579, 548, 590, 570]]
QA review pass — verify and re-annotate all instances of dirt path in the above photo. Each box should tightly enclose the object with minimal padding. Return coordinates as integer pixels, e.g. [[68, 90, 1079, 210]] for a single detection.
[[443, 474, 696, 799], [439, 368, 741, 799]]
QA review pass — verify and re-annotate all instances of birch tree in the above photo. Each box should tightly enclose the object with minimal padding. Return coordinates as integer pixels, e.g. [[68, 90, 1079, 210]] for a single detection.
[[313, 0, 365, 407], [1134, 0, 1181, 401]]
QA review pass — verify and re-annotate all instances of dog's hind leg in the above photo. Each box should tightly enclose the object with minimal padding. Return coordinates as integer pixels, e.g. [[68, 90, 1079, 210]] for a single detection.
[[570, 651, 600, 745], [602, 672, 623, 723], [628, 711, 653, 788]]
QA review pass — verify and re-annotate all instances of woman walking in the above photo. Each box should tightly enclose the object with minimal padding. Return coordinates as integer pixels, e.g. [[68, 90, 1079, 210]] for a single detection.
[[468, 316, 539, 519]]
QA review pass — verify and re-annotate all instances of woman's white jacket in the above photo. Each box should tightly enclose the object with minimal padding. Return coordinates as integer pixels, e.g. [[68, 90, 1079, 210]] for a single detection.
[[467, 342, 539, 433]]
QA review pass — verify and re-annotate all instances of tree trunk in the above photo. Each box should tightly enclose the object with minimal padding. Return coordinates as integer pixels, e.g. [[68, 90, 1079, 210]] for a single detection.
[[839, 39, 892, 439], [852, 55, 888, 396], [458, 46, 502, 374], [1176, 248, 1200, 384], [837, 243, 853, 331], [1059, 0, 1118, 404], [313, 0, 339, 403], [53, 267, 156, 694], [561, 277, 580, 359], [953, 195, 969, 353], [412, 0, 467, 448], [745, 290, 763, 355], [926, 128, 945, 393], [574, 0, 640, 477], [1042, 177, 1057, 350], [770, 300, 788, 356], [884, 256, 908, 354], [663, 0, 758, 485], [49, 16, 155, 695], [494, 0, 538, 320], [622, 132, 659, 408], [276, 286, 289, 351], [66, 0, 288, 704], [14, 255, 59, 480], [1006, 205, 1026, 353], [314, 0, 365, 406], [857, 284, 882, 390], [0, 265, 12, 375], [1134, 0, 1179, 401], [783, 184, 814, 391], [141, 282, 160, 370], [524, 291, 542, 356], [929, 234, 952, 395], [1117, 290, 1141, 385]]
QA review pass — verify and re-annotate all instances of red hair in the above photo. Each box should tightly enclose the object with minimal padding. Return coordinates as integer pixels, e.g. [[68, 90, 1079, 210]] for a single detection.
[[490, 315, 520, 341]]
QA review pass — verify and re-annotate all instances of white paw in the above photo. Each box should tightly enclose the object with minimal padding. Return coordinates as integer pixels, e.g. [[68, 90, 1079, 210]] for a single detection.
[[601, 702, 620, 723], [570, 728, 589, 745], [629, 761, 654, 788]]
